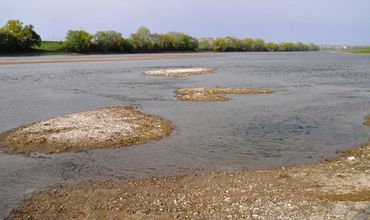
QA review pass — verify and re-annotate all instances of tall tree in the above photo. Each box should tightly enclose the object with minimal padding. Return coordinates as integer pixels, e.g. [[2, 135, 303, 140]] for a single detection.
[[65, 30, 93, 52], [253, 38, 266, 51], [265, 42, 279, 51], [129, 26, 154, 52], [0, 20, 41, 51], [94, 30, 124, 52], [242, 38, 254, 51], [198, 38, 215, 51]]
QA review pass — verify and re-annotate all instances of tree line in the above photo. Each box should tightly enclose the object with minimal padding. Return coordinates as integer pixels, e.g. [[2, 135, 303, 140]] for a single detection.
[[64, 27, 199, 53], [1, 20, 319, 53]]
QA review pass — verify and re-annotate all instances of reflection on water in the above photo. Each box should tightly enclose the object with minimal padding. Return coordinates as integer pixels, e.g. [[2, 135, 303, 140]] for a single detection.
[[0, 52, 370, 217]]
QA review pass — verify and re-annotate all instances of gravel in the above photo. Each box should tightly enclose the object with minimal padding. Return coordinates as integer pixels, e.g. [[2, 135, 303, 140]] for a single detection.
[[0, 106, 172, 155]]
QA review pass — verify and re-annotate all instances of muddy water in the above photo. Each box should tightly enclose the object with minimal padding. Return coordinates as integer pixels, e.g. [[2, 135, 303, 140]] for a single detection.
[[0, 52, 370, 217]]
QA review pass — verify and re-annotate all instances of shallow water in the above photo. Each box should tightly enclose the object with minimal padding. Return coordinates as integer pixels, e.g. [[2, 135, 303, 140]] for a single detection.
[[0, 52, 370, 217]]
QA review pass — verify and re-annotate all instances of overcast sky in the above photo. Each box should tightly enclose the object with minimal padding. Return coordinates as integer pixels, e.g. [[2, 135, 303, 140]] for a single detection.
[[1, 0, 369, 44]]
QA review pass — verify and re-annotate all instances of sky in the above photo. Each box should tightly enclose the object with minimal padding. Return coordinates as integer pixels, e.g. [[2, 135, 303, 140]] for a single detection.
[[1, 0, 369, 45]]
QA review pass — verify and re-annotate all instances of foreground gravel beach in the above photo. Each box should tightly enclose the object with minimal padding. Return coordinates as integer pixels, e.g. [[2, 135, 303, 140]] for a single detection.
[[8, 116, 370, 219]]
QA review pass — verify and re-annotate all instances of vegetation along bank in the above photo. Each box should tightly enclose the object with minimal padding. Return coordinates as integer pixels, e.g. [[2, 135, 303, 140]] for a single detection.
[[0, 20, 320, 54]]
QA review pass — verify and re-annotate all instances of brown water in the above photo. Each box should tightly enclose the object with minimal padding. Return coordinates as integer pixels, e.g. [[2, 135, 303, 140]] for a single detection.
[[0, 52, 370, 217]]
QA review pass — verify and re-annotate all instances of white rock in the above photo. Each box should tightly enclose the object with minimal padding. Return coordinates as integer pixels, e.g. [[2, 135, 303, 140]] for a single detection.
[[347, 156, 356, 161]]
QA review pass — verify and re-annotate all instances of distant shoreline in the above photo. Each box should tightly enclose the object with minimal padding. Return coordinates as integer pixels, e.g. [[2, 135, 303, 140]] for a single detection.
[[0, 51, 323, 65], [0, 54, 211, 65]]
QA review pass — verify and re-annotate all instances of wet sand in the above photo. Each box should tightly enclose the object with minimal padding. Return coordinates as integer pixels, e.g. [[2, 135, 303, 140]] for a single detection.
[[0, 54, 209, 65], [144, 67, 216, 77], [0, 106, 172, 155], [8, 116, 370, 219], [176, 87, 274, 101]]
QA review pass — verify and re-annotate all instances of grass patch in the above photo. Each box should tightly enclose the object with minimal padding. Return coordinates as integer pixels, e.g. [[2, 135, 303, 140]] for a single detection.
[[351, 48, 370, 54], [32, 41, 67, 54]]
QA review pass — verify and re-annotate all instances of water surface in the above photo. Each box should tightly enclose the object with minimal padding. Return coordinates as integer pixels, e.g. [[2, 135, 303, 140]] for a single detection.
[[1, 52, 370, 217]]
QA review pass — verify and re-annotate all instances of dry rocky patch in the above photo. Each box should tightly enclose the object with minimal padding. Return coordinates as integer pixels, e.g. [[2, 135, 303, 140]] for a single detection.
[[0, 106, 172, 155], [144, 67, 216, 77], [176, 87, 274, 101]]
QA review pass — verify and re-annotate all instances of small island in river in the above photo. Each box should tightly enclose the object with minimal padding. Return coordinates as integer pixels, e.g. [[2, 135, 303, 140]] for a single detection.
[[144, 67, 216, 77], [176, 87, 274, 101], [0, 106, 172, 155]]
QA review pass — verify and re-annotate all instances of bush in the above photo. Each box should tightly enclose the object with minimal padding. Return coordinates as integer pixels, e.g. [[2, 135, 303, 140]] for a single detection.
[[129, 26, 154, 52], [167, 32, 198, 51], [0, 20, 41, 52], [265, 42, 279, 52], [253, 38, 266, 51], [65, 30, 93, 52], [94, 30, 124, 52], [242, 38, 254, 51], [198, 38, 215, 51]]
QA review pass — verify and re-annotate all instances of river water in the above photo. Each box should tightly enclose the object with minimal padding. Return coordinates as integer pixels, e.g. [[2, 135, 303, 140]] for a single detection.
[[0, 52, 369, 217]]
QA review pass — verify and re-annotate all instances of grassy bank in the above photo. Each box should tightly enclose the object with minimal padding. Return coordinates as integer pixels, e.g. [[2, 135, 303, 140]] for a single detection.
[[351, 48, 370, 53], [0, 41, 68, 56], [31, 41, 67, 54]]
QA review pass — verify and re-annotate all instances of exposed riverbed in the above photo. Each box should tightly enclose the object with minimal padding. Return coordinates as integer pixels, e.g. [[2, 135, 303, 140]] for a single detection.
[[0, 52, 370, 217]]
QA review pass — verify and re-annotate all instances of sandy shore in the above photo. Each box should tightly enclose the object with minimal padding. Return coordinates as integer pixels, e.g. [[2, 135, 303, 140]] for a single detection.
[[0, 106, 172, 155], [8, 116, 370, 219], [0, 55, 208, 65], [176, 87, 274, 101], [144, 67, 216, 77]]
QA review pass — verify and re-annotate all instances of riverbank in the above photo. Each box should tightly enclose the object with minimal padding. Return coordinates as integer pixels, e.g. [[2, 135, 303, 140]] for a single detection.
[[0, 54, 211, 65], [351, 48, 370, 54], [8, 115, 370, 219]]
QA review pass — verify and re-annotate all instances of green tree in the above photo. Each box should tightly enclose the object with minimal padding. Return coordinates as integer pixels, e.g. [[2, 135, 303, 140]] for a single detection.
[[152, 34, 177, 51], [0, 30, 15, 52], [265, 42, 279, 52], [213, 38, 227, 51], [167, 32, 198, 51], [224, 37, 242, 51], [308, 43, 320, 51], [65, 30, 93, 52], [213, 37, 242, 52], [122, 38, 136, 52], [241, 38, 254, 51], [253, 38, 266, 51], [0, 20, 41, 51], [296, 42, 306, 51], [279, 42, 294, 51], [129, 26, 154, 52], [198, 38, 215, 51], [94, 30, 124, 52]]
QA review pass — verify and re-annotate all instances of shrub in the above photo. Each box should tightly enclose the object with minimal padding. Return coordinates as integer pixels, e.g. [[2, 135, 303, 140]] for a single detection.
[[94, 30, 124, 52], [65, 30, 93, 52], [0, 20, 41, 52]]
